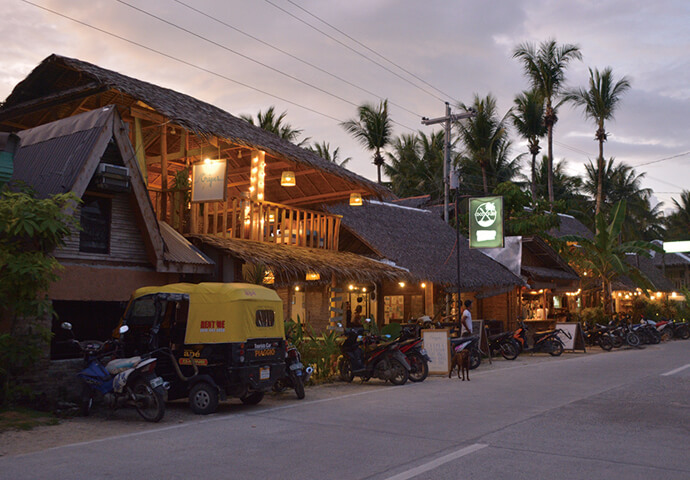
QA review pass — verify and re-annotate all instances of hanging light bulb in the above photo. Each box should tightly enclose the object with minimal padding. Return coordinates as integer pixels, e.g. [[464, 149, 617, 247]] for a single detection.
[[281, 171, 296, 187], [349, 193, 363, 206]]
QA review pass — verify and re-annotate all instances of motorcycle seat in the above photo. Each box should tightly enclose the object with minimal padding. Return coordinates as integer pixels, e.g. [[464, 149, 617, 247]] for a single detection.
[[106, 356, 141, 374]]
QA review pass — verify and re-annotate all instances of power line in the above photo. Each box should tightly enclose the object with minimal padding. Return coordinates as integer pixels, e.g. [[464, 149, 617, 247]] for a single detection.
[[632, 150, 690, 168], [262, 0, 449, 104], [21, 0, 344, 122], [285, 0, 460, 104], [171, 0, 424, 120]]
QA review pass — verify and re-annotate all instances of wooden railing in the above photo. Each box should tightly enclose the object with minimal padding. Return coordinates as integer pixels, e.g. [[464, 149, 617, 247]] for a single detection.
[[192, 197, 341, 250]]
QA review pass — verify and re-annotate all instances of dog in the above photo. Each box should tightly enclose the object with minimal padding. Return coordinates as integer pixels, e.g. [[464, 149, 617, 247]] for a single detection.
[[449, 349, 470, 381]]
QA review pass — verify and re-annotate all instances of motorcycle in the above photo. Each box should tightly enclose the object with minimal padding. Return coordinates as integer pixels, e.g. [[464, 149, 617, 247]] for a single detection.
[[581, 323, 614, 351], [513, 321, 570, 356], [62, 322, 168, 422], [272, 342, 312, 400], [450, 335, 482, 369], [338, 328, 410, 385], [487, 331, 520, 360], [395, 326, 431, 382]]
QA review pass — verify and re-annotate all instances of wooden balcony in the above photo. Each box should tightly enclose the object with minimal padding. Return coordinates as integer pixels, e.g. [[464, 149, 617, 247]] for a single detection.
[[150, 190, 341, 250]]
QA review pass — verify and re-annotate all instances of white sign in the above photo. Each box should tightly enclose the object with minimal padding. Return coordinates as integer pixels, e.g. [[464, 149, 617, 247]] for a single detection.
[[422, 329, 450, 375], [191, 160, 227, 203], [555, 323, 579, 350]]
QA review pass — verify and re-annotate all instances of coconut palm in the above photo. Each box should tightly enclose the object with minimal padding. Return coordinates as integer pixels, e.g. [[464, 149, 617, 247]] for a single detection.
[[241, 106, 309, 147], [665, 190, 690, 241], [512, 89, 547, 203], [341, 100, 392, 184], [456, 94, 512, 195], [513, 39, 582, 204], [565, 67, 631, 219], [309, 141, 352, 167], [384, 130, 445, 201], [561, 200, 659, 314]]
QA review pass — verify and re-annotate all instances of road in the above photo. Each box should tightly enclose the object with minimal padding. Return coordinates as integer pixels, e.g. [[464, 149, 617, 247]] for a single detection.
[[1, 341, 688, 480]]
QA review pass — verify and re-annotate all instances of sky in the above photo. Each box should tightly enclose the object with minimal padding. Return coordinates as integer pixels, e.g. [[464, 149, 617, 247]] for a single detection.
[[3, 0, 689, 213]]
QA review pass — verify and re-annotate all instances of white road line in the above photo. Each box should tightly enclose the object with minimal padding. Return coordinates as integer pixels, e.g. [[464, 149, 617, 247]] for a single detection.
[[384, 443, 488, 480], [661, 363, 690, 376]]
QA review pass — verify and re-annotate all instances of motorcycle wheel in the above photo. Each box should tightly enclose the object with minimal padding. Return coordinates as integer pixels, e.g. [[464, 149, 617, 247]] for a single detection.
[[611, 334, 624, 348], [407, 352, 429, 382], [598, 335, 613, 351], [548, 340, 564, 357], [677, 325, 690, 340], [189, 382, 219, 415], [388, 358, 409, 386], [291, 373, 305, 400], [339, 357, 355, 383], [626, 331, 641, 347], [240, 391, 264, 405], [132, 378, 165, 422], [79, 382, 93, 417], [499, 341, 519, 360], [511, 338, 523, 354], [649, 330, 661, 344], [469, 348, 481, 370]]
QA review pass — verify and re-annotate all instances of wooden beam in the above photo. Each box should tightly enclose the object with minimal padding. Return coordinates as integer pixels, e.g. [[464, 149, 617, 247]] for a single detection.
[[0, 83, 107, 122], [130, 105, 166, 124], [160, 125, 168, 220], [281, 190, 367, 206]]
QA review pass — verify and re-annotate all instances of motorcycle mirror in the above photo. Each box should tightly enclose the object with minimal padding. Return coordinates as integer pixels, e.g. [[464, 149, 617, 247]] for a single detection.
[[60, 322, 73, 331], [119, 325, 129, 334]]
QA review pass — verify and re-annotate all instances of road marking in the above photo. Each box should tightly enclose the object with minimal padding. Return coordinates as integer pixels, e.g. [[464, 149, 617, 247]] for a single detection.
[[383, 443, 488, 480], [661, 363, 690, 376]]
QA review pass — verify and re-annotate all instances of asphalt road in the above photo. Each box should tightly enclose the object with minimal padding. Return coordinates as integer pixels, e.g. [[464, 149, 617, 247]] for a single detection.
[[1, 341, 688, 480]]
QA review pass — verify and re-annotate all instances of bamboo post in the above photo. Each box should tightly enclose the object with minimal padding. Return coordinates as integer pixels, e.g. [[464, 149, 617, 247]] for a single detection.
[[160, 125, 168, 221]]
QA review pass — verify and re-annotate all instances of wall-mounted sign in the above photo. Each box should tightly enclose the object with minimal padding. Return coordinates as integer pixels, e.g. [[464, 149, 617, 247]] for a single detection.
[[469, 196, 504, 249], [191, 159, 227, 203]]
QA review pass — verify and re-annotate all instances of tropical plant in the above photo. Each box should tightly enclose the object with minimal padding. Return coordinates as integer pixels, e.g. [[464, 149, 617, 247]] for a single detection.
[[664, 190, 690, 241], [512, 89, 547, 203], [493, 181, 561, 237], [456, 94, 515, 195], [560, 200, 660, 314], [308, 141, 352, 167], [513, 39, 582, 204], [534, 157, 588, 217], [341, 100, 392, 184], [0, 187, 79, 405], [241, 106, 309, 147], [565, 67, 631, 218], [384, 130, 446, 201]]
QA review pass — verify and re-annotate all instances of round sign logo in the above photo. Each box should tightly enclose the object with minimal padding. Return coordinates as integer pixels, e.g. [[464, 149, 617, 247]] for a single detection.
[[474, 201, 497, 227]]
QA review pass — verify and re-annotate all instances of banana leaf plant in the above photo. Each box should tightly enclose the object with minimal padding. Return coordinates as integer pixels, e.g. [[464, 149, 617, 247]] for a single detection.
[[560, 200, 661, 314]]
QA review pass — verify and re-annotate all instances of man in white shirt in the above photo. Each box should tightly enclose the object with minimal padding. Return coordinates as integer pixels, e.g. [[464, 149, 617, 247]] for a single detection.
[[461, 300, 473, 336]]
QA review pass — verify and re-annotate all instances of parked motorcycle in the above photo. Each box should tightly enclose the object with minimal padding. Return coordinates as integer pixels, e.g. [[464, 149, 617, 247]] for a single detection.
[[581, 323, 614, 351], [513, 321, 570, 356], [395, 326, 431, 382], [338, 328, 410, 385], [272, 342, 312, 399], [487, 331, 519, 360], [62, 322, 168, 422], [450, 335, 482, 369]]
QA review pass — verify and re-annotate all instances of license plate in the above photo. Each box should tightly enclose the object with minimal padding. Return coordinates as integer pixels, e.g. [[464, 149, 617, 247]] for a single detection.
[[149, 376, 164, 388], [259, 367, 270, 381]]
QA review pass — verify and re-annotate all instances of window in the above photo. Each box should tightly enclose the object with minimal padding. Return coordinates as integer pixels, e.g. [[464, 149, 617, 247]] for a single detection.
[[256, 310, 275, 327], [79, 195, 111, 253]]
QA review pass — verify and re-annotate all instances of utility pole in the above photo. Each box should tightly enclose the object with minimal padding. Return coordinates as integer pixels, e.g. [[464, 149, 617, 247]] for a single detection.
[[422, 102, 475, 224]]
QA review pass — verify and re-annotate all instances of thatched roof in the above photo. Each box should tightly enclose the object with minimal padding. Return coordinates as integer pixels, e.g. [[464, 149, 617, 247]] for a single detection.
[[325, 201, 524, 291], [1, 54, 392, 202], [187, 234, 410, 286], [550, 213, 594, 240], [619, 254, 675, 292]]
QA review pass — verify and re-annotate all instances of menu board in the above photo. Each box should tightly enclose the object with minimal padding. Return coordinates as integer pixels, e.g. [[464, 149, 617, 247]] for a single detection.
[[422, 329, 450, 375], [384, 295, 404, 323]]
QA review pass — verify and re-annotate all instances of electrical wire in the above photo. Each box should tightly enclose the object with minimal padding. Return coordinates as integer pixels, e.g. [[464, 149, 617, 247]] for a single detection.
[[285, 0, 460, 104], [263, 0, 449, 104], [171, 0, 424, 119]]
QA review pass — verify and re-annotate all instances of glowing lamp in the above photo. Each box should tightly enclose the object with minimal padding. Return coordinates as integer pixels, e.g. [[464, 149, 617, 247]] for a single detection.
[[349, 193, 363, 206], [305, 272, 320, 281], [281, 171, 296, 187]]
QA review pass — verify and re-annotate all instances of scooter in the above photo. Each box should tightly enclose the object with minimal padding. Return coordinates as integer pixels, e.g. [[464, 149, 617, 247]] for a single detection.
[[513, 321, 570, 356], [450, 335, 482, 369], [62, 322, 168, 422], [338, 328, 410, 385], [273, 342, 312, 400], [395, 326, 431, 382], [487, 331, 520, 360]]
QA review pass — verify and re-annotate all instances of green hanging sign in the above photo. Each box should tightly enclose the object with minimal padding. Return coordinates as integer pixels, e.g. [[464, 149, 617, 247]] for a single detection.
[[469, 196, 504, 249]]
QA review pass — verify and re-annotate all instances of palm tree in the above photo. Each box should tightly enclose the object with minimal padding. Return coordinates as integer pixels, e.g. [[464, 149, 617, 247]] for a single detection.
[[513, 39, 582, 204], [565, 67, 631, 218], [309, 141, 352, 167], [341, 100, 392, 184], [241, 106, 309, 147], [512, 89, 547, 203], [384, 131, 445, 201], [561, 200, 659, 314], [665, 190, 690, 240], [456, 94, 512, 195]]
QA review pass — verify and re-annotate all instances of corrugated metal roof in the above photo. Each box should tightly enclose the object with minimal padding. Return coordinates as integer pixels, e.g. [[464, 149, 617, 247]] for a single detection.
[[159, 222, 214, 266], [11, 106, 114, 197]]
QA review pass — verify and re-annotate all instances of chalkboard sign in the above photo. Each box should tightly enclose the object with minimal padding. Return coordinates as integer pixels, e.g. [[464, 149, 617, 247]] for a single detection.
[[422, 329, 450, 375]]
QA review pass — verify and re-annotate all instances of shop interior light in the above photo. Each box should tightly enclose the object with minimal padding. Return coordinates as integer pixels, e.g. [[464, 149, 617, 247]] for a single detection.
[[399, 282, 406, 288], [281, 171, 296, 187], [348, 284, 354, 291], [305, 271, 320, 281], [421, 282, 426, 288], [349, 193, 363, 206], [295, 285, 300, 292]]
